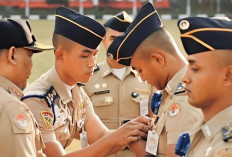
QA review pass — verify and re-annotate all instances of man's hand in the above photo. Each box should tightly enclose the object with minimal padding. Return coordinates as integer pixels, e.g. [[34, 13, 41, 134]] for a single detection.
[[110, 120, 150, 147], [131, 115, 152, 127]]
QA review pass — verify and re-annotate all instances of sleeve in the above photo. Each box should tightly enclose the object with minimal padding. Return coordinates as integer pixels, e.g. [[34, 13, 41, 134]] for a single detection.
[[81, 87, 96, 119], [0, 102, 37, 157], [23, 97, 57, 143], [165, 95, 203, 145]]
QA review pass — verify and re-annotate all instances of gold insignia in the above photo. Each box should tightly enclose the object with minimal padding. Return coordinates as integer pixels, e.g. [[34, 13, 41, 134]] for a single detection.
[[41, 111, 54, 128], [94, 83, 100, 89], [105, 96, 113, 103], [101, 83, 107, 89], [168, 103, 181, 117], [216, 147, 232, 157], [179, 20, 190, 30]]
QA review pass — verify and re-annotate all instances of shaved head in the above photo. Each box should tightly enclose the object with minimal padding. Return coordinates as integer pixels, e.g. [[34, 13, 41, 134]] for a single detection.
[[211, 50, 232, 68], [52, 33, 76, 53], [134, 28, 182, 60]]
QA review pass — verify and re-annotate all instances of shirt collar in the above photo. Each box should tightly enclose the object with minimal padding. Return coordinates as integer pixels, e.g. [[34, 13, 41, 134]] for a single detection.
[[0, 75, 23, 99], [100, 60, 136, 78], [165, 66, 187, 96], [48, 66, 72, 104], [201, 105, 232, 141]]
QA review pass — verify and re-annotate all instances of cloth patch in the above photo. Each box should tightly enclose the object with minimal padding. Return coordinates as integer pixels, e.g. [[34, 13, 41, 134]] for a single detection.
[[41, 111, 54, 128], [168, 103, 181, 117], [14, 112, 29, 129]]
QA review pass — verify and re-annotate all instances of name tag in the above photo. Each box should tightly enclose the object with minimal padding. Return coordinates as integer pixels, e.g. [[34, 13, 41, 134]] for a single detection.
[[94, 90, 110, 95], [140, 98, 148, 116], [146, 130, 159, 156]]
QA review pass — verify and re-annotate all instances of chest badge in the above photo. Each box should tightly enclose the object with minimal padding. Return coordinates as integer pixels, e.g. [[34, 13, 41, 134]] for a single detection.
[[168, 103, 181, 117]]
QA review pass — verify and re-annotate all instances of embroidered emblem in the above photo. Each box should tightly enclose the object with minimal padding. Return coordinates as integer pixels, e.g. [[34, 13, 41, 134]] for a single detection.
[[222, 122, 232, 142], [41, 111, 54, 128], [179, 20, 190, 30], [14, 113, 29, 129], [216, 147, 232, 157], [168, 103, 181, 117], [101, 83, 107, 89], [44, 86, 58, 108], [94, 83, 100, 89], [174, 82, 186, 95]]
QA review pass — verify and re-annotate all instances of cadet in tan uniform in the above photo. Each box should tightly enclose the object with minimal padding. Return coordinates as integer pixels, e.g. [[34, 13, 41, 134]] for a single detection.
[[83, 11, 154, 157], [22, 7, 151, 157], [107, 3, 203, 157], [174, 17, 232, 157], [0, 18, 53, 157]]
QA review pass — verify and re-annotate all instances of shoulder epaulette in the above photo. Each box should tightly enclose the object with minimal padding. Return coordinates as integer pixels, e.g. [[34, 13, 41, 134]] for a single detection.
[[174, 82, 186, 95], [21, 86, 58, 125], [94, 64, 100, 72], [44, 86, 58, 108], [222, 122, 232, 142]]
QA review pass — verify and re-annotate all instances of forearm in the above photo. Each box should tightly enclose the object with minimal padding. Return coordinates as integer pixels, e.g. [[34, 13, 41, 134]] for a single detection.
[[65, 134, 116, 157]]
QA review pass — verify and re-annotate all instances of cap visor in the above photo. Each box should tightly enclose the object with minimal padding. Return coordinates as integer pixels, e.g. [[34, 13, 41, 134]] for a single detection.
[[24, 42, 54, 53]]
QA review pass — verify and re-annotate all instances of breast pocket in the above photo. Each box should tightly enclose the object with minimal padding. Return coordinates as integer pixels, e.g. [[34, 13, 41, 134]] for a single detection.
[[90, 90, 114, 120]]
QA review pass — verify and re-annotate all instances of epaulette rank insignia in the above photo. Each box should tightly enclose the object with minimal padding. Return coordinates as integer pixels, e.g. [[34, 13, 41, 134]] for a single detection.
[[94, 64, 100, 72], [44, 86, 58, 108], [174, 82, 186, 95], [222, 122, 232, 142]]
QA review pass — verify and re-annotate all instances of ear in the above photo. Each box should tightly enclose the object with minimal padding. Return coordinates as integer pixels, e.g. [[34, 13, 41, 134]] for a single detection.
[[102, 36, 107, 50], [150, 53, 165, 67], [7, 47, 16, 65], [55, 49, 64, 61], [224, 65, 232, 86]]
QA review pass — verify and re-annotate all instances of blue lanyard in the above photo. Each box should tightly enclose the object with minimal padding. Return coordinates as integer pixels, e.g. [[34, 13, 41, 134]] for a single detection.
[[150, 92, 162, 115]]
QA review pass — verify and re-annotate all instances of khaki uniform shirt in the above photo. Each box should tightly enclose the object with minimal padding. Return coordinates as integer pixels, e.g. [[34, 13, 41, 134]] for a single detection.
[[83, 61, 153, 129], [23, 67, 95, 148], [0, 75, 45, 157], [153, 67, 203, 157], [187, 106, 232, 157], [83, 61, 153, 157]]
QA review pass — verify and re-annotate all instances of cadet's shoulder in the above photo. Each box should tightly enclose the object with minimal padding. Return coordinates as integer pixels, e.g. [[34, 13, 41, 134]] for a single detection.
[[0, 87, 20, 104]]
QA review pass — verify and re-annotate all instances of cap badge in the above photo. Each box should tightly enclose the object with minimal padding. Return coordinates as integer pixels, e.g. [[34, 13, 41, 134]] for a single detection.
[[179, 20, 190, 30], [107, 53, 113, 59]]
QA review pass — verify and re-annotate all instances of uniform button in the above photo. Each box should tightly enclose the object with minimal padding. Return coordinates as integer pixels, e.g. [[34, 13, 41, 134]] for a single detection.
[[131, 92, 139, 98]]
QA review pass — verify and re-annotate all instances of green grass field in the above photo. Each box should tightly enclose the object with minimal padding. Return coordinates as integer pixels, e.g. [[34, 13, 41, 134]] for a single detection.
[[28, 19, 187, 153]]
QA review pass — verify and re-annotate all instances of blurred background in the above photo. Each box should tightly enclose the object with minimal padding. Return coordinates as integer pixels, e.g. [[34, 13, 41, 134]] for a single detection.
[[1, 0, 231, 153], [0, 0, 231, 19]]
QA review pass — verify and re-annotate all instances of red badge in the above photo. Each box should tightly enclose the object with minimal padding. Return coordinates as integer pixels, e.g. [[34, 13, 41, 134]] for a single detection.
[[168, 103, 181, 117], [14, 113, 29, 129]]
